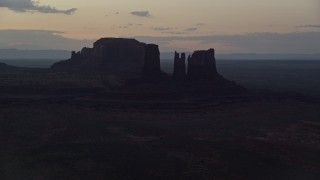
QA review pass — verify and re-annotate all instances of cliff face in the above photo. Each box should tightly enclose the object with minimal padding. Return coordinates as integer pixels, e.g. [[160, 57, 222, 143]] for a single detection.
[[187, 49, 219, 80], [142, 44, 161, 79]]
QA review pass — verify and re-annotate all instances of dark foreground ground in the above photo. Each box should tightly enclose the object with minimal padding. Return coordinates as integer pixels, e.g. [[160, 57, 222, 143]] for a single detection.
[[0, 66, 320, 180]]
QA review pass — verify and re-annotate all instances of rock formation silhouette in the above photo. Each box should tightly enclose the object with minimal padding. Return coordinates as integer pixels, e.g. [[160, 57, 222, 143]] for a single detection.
[[173, 52, 187, 81], [91, 38, 146, 63], [142, 44, 161, 80], [52, 38, 147, 79], [50, 37, 244, 95], [187, 49, 219, 80], [80, 47, 93, 59], [52, 38, 223, 83]]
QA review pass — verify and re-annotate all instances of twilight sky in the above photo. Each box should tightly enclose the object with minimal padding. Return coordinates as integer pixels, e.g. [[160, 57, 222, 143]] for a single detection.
[[0, 0, 319, 53]]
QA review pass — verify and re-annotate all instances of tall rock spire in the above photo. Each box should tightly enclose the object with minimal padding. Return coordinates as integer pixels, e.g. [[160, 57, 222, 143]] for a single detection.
[[173, 51, 187, 80]]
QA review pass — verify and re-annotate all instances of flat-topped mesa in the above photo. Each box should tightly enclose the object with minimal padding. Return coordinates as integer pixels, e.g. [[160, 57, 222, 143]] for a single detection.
[[51, 38, 147, 79], [173, 52, 187, 80], [142, 44, 161, 79], [187, 48, 219, 80], [92, 38, 146, 62]]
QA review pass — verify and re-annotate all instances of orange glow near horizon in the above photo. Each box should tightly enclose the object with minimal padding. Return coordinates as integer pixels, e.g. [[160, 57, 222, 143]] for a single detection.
[[0, 0, 319, 52]]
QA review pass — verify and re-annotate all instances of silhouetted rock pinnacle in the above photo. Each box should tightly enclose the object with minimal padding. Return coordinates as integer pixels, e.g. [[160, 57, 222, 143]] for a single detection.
[[173, 51, 187, 81], [187, 49, 219, 80]]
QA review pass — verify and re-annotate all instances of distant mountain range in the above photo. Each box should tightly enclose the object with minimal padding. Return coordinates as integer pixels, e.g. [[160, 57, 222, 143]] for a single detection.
[[0, 49, 319, 60], [0, 49, 70, 59], [216, 53, 320, 60], [161, 52, 320, 60]]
